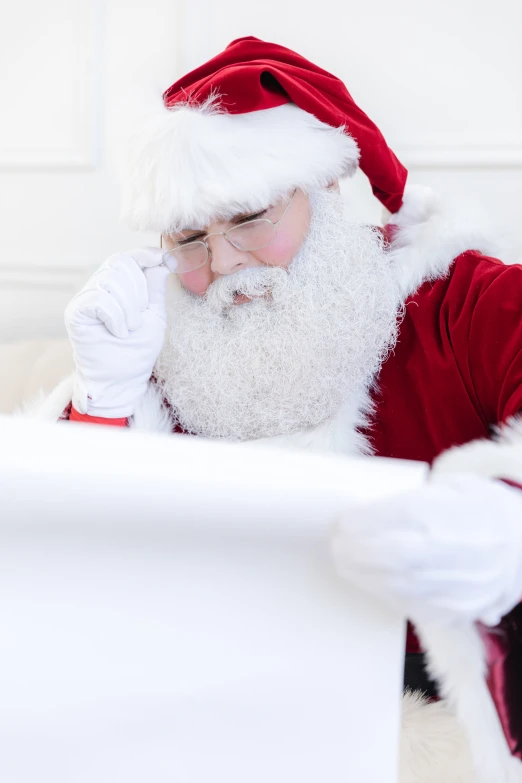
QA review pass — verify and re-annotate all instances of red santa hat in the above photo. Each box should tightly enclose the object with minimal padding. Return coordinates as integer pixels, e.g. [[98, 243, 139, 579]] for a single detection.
[[121, 36, 408, 234]]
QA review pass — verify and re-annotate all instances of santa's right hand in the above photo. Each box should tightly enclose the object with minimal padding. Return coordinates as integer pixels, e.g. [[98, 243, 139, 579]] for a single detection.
[[64, 248, 172, 419]]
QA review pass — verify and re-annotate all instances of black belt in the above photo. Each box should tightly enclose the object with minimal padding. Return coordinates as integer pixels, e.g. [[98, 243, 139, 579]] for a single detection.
[[403, 653, 439, 698]]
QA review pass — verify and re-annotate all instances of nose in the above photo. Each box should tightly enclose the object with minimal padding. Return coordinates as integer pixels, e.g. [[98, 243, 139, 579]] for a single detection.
[[207, 234, 254, 276]]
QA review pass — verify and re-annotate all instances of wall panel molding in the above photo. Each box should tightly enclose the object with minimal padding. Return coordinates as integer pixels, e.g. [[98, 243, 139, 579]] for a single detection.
[[0, 0, 104, 170], [0, 264, 93, 291]]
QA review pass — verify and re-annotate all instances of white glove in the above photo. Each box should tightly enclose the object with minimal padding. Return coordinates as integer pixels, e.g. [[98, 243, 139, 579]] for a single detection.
[[330, 473, 522, 626], [64, 248, 172, 418]]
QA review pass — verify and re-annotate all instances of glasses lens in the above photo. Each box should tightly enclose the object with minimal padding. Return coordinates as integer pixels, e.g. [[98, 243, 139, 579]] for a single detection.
[[227, 219, 277, 251], [164, 242, 208, 273]]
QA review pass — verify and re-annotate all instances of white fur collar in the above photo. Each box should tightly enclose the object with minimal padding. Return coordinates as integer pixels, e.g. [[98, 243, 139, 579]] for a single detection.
[[386, 185, 502, 299], [254, 387, 374, 457], [129, 383, 374, 458], [20, 373, 74, 421]]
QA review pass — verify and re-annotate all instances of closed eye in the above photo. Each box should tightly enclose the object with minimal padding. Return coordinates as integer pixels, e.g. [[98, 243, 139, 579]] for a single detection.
[[177, 234, 205, 246], [236, 210, 267, 224], [175, 209, 269, 245]]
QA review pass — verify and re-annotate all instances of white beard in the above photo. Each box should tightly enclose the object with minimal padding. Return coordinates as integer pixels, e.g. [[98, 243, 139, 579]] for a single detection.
[[155, 190, 402, 442]]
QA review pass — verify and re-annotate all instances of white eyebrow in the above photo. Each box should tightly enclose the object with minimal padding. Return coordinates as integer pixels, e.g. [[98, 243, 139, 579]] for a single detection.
[[180, 210, 261, 234], [175, 203, 271, 235]]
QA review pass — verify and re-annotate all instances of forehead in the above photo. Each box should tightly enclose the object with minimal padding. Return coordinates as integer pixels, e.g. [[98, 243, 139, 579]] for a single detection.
[[178, 205, 256, 233], [164, 188, 293, 237]]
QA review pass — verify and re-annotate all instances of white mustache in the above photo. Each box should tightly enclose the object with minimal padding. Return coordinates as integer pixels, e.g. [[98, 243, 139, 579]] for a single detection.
[[205, 265, 289, 310]]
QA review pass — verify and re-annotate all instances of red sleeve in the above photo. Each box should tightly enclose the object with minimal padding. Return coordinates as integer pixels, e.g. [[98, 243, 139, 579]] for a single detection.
[[445, 253, 522, 427], [69, 405, 128, 427], [465, 255, 522, 424]]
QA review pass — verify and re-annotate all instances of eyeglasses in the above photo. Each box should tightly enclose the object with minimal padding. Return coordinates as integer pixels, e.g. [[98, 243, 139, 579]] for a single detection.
[[162, 190, 297, 274]]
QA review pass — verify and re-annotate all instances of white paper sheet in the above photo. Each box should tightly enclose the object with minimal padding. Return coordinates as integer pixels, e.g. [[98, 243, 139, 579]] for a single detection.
[[0, 416, 428, 783]]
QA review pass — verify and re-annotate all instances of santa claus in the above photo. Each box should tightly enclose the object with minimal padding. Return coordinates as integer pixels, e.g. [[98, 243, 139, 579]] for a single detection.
[[38, 37, 522, 782]]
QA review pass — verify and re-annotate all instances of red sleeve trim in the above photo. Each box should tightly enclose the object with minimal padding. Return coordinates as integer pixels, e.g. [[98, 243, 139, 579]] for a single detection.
[[70, 406, 128, 427]]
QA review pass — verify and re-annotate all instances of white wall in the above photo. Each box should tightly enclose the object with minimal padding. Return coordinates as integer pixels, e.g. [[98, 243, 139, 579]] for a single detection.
[[1, 0, 521, 340], [0, 0, 181, 340]]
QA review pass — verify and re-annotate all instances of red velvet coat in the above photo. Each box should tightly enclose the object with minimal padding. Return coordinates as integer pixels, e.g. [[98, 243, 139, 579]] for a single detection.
[[369, 249, 522, 462]]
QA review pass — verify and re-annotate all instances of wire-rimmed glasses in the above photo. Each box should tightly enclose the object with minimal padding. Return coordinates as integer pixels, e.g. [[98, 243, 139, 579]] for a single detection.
[[162, 190, 297, 274]]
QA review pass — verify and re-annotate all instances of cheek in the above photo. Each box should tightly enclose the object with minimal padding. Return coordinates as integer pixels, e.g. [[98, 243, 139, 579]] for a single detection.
[[178, 267, 212, 296], [256, 230, 302, 269]]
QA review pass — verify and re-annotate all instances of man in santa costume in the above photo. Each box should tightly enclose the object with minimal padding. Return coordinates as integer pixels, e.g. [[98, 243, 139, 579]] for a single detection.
[[39, 37, 522, 781]]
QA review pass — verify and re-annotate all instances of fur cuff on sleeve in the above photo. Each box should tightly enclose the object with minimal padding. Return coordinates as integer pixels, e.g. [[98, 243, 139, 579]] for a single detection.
[[432, 417, 522, 486]]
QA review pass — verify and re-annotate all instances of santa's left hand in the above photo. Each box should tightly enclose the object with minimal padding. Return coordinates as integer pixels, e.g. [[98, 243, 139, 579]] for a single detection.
[[330, 473, 522, 626]]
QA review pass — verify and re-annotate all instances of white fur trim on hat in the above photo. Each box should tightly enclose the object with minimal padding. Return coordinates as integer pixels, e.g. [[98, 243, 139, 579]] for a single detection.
[[120, 97, 360, 234]]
